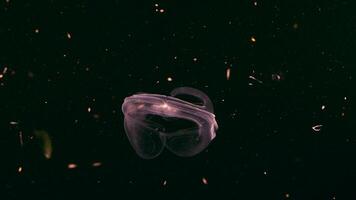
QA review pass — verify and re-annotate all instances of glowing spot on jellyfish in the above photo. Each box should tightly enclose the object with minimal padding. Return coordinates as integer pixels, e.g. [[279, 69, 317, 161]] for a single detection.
[[137, 104, 145, 109]]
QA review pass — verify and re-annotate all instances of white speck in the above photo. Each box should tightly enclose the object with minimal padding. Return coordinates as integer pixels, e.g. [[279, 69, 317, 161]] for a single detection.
[[250, 36, 256, 43], [162, 180, 167, 186], [167, 77, 173, 82], [202, 177, 208, 185], [87, 107, 91, 112], [312, 124, 323, 132], [271, 73, 281, 81], [10, 121, 19, 125], [249, 75, 263, 84], [321, 105, 326, 110]]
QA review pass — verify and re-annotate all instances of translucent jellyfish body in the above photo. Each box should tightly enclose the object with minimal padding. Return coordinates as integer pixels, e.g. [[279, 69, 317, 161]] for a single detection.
[[121, 87, 218, 159]]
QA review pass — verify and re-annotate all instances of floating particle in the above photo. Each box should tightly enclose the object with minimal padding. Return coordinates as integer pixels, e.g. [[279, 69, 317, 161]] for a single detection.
[[67, 32, 72, 39], [249, 75, 263, 84], [18, 131, 24, 147], [202, 177, 208, 185], [250, 36, 256, 43], [92, 162, 102, 167], [10, 121, 19, 125], [285, 193, 290, 198], [271, 73, 282, 81], [253, 1, 258, 6], [68, 163, 77, 169], [162, 180, 167, 186], [34, 130, 53, 159], [226, 68, 231, 80], [293, 23, 299, 29], [34, 28, 40, 33], [159, 9, 165, 13], [312, 124, 323, 132], [321, 105, 326, 110], [193, 57, 198, 62], [167, 77, 173, 82], [18, 166, 23, 173], [87, 107, 92, 112]]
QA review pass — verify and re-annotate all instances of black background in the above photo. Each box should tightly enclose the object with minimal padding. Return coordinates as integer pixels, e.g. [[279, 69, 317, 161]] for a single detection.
[[0, 0, 354, 199]]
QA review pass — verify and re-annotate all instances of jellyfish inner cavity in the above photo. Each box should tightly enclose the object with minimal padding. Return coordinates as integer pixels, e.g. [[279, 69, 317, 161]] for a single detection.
[[146, 114, 198, 137]]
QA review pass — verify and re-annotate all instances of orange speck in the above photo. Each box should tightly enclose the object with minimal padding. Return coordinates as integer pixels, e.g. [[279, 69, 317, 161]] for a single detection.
[[68, 163, 77, 169]]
